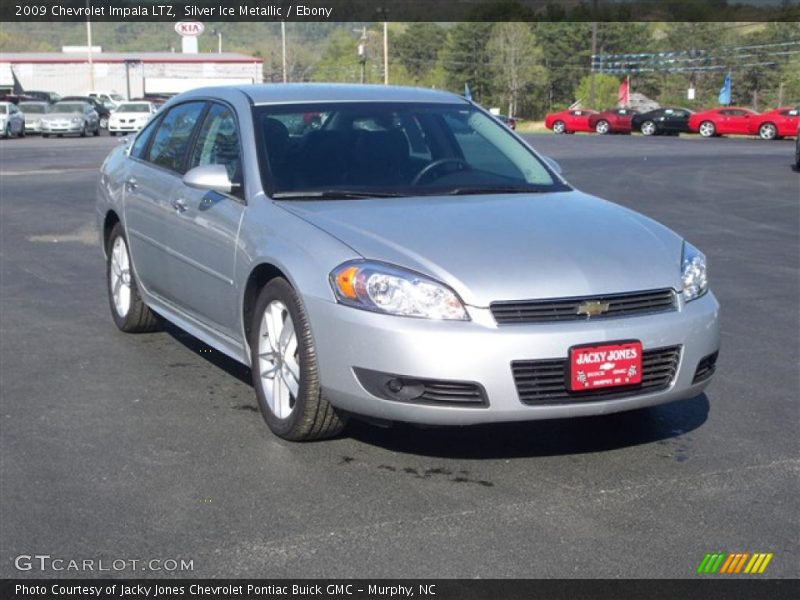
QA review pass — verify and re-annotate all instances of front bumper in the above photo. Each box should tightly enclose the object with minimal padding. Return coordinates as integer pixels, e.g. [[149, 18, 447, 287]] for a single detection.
[[108, 122, 145, 133], [306, 291, 720, 425], [41, 122, 84, 134]]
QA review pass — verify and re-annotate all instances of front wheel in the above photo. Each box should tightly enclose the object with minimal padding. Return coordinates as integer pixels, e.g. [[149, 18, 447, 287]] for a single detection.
[[699, 121, 716, 138], [80, 124, 87, 137], [251, 278, 346, 441], [106, 224, 160, 333], [640, 121, 657, 136], [759, 123, 777, 141], [99, 117, 108, 129], [552, 120, 566, 134], [595, 120, 610, 134], [93, 124, 100, 136], [19, 124, 25, 138]]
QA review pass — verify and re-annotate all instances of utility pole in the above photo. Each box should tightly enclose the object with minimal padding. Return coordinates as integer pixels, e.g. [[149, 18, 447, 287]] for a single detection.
[[281, 21, 287, 83], [383, 21, 389, 85], [86, 0, 94, 90], [589, 0, 598, 107], [357, 27, 367, 84], [212, 29, 222, 54]]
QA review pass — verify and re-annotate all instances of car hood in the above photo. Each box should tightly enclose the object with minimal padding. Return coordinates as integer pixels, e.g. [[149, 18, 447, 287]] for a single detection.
[[112, 112, 149, 118], [43, 112, 84, 120], [280, 191, 684, 307]]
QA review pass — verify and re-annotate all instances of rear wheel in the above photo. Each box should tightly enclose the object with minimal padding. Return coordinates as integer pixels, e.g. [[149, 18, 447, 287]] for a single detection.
[[250, 278, 346, 441], [759, 122, 777, 140], [640, 121, 657, 136], [80, 124, 87, 137], [595, 120, 610, 134], [552, 120, 566, 134], [699, 121, 716, 137], [106, 224, 160, 333]]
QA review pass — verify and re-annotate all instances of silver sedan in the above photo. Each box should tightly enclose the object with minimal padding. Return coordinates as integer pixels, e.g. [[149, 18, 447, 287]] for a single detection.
[[96, 84, 720, 441], [41, 101, 100, 137]]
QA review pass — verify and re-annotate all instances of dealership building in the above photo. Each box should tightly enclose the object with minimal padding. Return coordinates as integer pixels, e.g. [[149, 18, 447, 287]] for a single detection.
[[0, 50, 264, 98]]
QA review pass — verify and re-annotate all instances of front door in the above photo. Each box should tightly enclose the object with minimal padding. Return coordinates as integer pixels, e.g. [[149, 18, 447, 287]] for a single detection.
[[162, 101, 245, 338]]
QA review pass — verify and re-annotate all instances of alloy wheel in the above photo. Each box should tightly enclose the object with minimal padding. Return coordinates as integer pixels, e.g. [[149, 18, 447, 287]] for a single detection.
[[641, 121, 656, 136], [258, 300, 300, 420], [699, 121, 715, 137], [553, 121, 565, 134], [595, 120, 609, 134], [109, 236, 132, 318], [759, 123, 776, 140]]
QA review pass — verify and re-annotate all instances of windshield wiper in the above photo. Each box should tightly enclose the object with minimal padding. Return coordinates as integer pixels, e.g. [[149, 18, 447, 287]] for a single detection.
[[438, 186, 550, 196], [272, 190, 407, 200]]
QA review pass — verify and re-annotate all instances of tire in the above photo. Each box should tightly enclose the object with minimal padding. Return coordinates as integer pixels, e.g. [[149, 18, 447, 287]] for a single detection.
[[19, 124, 25, 138], [552, 120, 566, 134], [795, 136, 800, 170], [595, 120, 610, 135], [759, 122, 777, 141], [110, 131, 117, 136], [106, 223, 160, 333], [80, 124, 87, 137], [699, 121, 716, 138], [94, 124, 100, 137], [3, 124, 9, 139], [640, 121, 657, 136], [100, 117, 108, 129], [250, 278, 346, 441]]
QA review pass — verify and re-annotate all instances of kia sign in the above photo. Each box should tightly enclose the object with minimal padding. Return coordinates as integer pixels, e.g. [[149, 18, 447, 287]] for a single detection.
[[175, 21, 204, 37]]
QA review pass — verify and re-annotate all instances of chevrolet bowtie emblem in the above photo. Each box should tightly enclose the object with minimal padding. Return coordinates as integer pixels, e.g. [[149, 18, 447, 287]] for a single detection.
[[576, 300, 610, 317]]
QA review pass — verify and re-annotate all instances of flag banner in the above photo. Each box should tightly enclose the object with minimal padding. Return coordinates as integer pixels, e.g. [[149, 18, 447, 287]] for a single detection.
[[618, 77, 630, 108], [719, 73, 732, 105], [2, 0, 799, 22]]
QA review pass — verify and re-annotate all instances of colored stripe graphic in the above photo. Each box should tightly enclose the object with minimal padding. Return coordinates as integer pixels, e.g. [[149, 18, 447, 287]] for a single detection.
[[698, 552, 773, 575]]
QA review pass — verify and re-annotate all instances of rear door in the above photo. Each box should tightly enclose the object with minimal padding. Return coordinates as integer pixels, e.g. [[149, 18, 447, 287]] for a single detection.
[[161, 101, 245, 337], [123, 101, 206, 299]]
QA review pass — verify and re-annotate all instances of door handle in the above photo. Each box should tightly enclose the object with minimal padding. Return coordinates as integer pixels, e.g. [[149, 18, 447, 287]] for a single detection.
[[124, 177, 137, 190], [172, 198, 188, 213]]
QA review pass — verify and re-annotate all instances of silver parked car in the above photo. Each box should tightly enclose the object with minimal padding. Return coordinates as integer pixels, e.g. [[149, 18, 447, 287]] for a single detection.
[[19, 101, 50, 134], [96, 84, 720, 441], [0, 101, 26, 138], [41, 101, 100, 137]]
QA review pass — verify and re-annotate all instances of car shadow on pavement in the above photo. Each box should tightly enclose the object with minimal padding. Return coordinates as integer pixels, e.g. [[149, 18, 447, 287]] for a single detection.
[[164, 324, 251, 385], [345, 394, 710, 459]]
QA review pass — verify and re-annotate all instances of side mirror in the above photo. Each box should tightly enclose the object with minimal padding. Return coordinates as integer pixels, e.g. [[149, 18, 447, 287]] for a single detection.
[[183, 164, 237, 194], [542, 156, 562, 175]]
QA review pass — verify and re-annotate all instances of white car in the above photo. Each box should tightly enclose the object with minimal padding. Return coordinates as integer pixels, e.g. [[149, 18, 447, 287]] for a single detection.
[[108, 102, 158, 136], [0, 102, 26, 138], [88, 91, 126, 111]]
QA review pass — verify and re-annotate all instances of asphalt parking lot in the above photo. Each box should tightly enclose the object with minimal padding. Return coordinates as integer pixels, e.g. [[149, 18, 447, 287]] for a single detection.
[[0, 132, 797, 579]]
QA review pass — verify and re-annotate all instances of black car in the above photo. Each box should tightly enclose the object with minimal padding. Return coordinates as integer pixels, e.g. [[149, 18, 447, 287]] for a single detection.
[[26, 90, 61, 104], [61, 96, 111, 129], [631, 107, 694, 136], [794, 124, 799, 171]]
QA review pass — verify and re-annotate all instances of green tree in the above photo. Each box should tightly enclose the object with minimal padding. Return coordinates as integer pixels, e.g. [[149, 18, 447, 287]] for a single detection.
[[575, 73, 622, 109], [488, 23, 546, 117], [441, 22, 495, 102], [392, 23, 446, 82]]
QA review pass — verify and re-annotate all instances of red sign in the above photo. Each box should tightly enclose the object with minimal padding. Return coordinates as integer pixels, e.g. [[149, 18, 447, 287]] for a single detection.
[[569, 341, 642, 392], [175, 21, 205, 37]]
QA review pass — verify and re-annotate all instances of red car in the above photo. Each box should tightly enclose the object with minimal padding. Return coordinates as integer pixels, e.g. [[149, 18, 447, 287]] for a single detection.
[[587, 108, 638, 134], [688, 107, 759, 138], [749, 107, 800, 140], [545, 109, 598, 134]]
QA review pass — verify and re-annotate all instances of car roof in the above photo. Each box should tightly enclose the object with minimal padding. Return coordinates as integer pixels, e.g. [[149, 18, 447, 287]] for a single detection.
[[181, 83, 468, 106]]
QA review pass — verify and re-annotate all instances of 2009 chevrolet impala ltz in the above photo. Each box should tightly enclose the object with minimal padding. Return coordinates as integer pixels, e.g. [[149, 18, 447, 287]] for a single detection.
[[96, 84, 720, 441]]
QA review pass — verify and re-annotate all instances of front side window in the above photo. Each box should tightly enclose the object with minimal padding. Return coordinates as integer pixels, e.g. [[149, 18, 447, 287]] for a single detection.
[[130, 115, 162, 159], [146, 102, 205, 173], [254, 102, 565, 198], [188, 102, 241, 183]]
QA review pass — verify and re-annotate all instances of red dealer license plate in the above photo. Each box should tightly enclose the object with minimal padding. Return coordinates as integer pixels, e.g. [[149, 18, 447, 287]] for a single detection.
[[569, 341, 643, 392]]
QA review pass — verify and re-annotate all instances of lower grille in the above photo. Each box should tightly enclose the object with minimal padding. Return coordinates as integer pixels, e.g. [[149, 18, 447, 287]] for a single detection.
[[491, 289, 676, 324], [692, 351, 718, 383], [353, 368, 487, 407], [512, 345, 681, 405]]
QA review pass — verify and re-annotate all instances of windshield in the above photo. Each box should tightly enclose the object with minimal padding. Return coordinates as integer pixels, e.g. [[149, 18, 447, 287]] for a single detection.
[[20, 104, 47, 114], [117, 103, 150, 113], [52, 103, 85, 114], [0, 105, 8, 115], [254, 102, 566, 198]]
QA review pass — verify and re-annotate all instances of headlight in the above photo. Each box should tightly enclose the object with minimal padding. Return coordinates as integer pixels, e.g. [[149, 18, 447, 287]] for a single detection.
[[330, 260, 469, 320], [71, 117, 83, 124], [682, 241, 708, 302]]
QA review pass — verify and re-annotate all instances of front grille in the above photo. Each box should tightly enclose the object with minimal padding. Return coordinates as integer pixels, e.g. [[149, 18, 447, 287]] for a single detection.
[[512, 345, 681, 405], [491, 289, 676, 324]]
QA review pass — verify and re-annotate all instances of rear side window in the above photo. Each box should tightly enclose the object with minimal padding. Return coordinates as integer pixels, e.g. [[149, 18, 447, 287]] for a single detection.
[[146, 102, 206, 173]]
